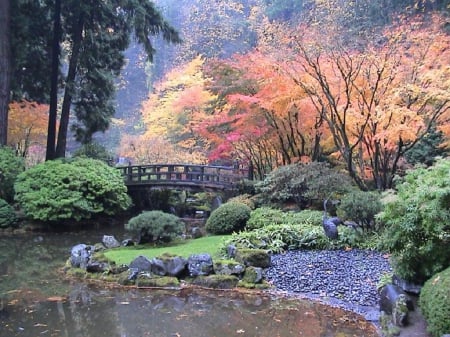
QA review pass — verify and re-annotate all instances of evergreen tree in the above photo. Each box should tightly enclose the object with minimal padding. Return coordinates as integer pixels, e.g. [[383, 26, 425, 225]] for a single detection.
[[50, 0, 181, 158]]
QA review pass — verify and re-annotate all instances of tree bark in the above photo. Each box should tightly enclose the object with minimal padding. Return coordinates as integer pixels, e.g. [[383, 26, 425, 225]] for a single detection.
[[46, 0, 61, 160], [55, 11, 84, 158], [0, 0, 11, 146]]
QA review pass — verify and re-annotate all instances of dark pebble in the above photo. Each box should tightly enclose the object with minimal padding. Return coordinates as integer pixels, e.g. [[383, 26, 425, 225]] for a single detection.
[[264, 249, 392, 318]]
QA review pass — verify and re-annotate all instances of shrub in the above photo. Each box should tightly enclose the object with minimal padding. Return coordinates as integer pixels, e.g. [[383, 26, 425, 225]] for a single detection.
[[14, 158, 131, 222], [246, 207, 322, 231], [205, 202, 251, 234], [0, 146, 25, 203], [378, 158, 450, 283], [419, 266, 450, 337], [227, 194, 256, 210], [224, 222, 329, 253], [255, 162, 355, 207], [0, 198, 18, 228], [337, 190, 382, 230], [125, 210, 185, 244]]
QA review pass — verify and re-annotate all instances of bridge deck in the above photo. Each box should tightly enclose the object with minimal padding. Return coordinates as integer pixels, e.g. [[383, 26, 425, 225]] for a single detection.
[[118, 164, 243, 190]]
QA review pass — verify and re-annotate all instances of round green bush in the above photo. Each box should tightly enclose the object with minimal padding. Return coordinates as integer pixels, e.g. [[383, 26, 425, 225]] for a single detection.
[[125, 210, 185, 244], [0, 146, 25, 203], [419, 266, 450, 337], [0, 198, 18, 228], [14, 157, 131, 222], [205, 202, 251, 234], [337, 190, 382, 230], [378, 158, 450, 283]]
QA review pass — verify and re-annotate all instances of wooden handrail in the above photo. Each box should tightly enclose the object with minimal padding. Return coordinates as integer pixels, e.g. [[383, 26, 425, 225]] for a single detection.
[[117, 164, 245, 189]]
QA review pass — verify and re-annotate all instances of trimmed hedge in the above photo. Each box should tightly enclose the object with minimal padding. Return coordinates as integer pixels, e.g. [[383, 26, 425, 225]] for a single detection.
[[125, 210, 185, 244], [14, 158, 131, 222], [419, 267, 450, 337], [0, 198, 17, 228], [205, 202, 251, 234]]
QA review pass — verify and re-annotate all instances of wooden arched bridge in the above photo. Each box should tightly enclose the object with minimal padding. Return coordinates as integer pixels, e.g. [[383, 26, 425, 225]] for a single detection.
[[117, 164, 247, 191]]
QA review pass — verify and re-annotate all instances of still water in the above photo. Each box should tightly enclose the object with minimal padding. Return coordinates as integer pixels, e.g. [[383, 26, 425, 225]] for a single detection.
[[0, 229, 379, 337]]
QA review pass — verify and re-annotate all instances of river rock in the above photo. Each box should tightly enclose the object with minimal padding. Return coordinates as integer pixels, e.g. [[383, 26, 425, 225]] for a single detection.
[[150, 255, 187, 277], [70, 244, 93, 269], [86, 261, 109, 273], [129, 255, 152, 272], [188, 253, 214, 276], [102, 235, 121, 249]]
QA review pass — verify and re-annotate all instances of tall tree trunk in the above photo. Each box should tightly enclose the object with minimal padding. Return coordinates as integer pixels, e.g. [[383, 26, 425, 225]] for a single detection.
[[55, 13, 84, 158], [0, 0, 11, 146], [46, 0, 61, 160]]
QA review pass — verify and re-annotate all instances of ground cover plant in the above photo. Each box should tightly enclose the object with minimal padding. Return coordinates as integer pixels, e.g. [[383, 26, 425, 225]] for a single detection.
[[104, 235, 230, 265]]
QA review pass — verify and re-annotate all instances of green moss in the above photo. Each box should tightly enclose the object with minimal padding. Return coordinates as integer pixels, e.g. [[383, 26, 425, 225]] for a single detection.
[[419, 266, 450, 337], [238, 280, 271, 290], [192, 275, 239, 289], [137, 276, 180, 288], [234, 248, 271, 268]]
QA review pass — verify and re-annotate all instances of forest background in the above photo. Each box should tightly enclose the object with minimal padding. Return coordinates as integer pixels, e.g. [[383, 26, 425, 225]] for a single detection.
[[1, 0, 449, 191]]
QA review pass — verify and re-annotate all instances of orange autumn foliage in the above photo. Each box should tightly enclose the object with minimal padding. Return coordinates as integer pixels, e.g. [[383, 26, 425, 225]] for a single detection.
[[8, 100, 49, 158]]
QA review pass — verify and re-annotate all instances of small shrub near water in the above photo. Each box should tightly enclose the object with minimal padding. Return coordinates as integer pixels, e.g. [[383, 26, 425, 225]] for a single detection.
[[0, 198, 17, 228], [0, 146, 25, 203], [419, 266, 450, 337], [125, 210, 185, 244], [205, 202, 251, 234], [14, 157, 131, 222]]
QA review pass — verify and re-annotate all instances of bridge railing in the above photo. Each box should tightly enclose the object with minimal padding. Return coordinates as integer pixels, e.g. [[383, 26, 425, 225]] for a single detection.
[[117, 164, 243, 188]]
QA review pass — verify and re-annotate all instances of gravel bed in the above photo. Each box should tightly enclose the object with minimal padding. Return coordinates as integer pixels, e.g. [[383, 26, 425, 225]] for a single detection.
[[264, 249, 392, 319]]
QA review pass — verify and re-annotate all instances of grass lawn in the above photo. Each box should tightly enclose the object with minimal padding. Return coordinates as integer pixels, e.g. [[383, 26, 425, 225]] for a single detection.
[[104, 235, 231, 265]]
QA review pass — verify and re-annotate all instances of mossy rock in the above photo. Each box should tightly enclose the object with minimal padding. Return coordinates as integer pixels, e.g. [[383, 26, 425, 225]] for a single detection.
[[192, 274, 239, 289], [117, 271, 136, 286], [137, 275, 180, 288], [234, 248, 271, 268], [242, 266, 263, 283], [213, 259, 245, 276], [419, 266, 450, 337], [238, 280, 272, 290]]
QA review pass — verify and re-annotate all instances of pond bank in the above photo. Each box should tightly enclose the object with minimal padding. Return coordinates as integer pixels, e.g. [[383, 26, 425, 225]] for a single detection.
[[264, 249, 430, 337]]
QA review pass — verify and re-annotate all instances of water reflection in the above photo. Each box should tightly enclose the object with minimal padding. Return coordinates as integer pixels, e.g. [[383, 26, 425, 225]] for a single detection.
[[0, 231, 379, 337], [1, 287, 378, 337]]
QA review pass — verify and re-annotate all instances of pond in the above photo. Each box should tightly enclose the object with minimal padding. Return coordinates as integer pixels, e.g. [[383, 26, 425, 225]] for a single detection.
[[0, 229, 379, 337]]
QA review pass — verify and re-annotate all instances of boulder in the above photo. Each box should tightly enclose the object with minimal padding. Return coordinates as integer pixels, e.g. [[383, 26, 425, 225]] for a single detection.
[[102, 235, 121, 249], [192, 275, 239, 289], [150, 254, 187, 277], [137, 275, 180, 288], [214, 260, 245, 276], [234, 248, 271, 268], [86, 261, 109, 273], [242, 266, 263, 284], [129, 255, 152, 272], [379, 284, 414, 327], [188, 253, 214, 276], [70, 244, 93, 269]]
